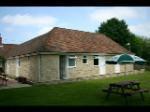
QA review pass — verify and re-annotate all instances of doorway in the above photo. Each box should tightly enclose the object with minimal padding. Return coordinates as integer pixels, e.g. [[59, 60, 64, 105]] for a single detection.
[[99, 56, 106, 75], [59, 55, 67, 79]]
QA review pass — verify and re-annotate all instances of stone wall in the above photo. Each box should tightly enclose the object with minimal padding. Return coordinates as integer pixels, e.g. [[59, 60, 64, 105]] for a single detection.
[[40, 54, 60, 82], [29, 55, 39, 81], [5, 55, 39, 82], [106, 64, 114, 74], [6, 54, 60, 82], [67, 55, 99, 79], [120, 64, 133, 73], [67, 55, 134, 79], [19, 57, 31, 79], [5, 59, 16, 78], [5, 54, 134, 82]]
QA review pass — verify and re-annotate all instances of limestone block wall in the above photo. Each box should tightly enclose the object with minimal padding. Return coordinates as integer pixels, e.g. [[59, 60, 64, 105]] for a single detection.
[[106, 64, 114, 74], [5, 54, 135, 82], [126, 64, 134, 72], [40, 54, 60, 82], [104, 55, 115, 75], [6, 55, 39, 81], [120, 64, 134, 73], [5, 59, 17, 78], [67, 55, 99, 79], [18, 56, 39, 81], [29, 55, 39, 81], [19, 57, 30, 79], [67, 55, 134, 79]]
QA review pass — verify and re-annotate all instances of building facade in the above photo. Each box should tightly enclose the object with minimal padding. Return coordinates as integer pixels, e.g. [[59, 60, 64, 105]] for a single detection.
[[5, 27, 135, 82]]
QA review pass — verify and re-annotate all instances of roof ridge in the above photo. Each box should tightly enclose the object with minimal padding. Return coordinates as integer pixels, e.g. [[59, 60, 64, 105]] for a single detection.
[[53, 27, 99, 35], [2, 44, 18, 45], [53, 27, 120, 40], [20, 32, 48, 45]]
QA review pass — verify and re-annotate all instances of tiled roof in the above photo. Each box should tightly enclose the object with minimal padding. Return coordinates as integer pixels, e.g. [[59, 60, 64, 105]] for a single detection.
[[8, 27, 131, 57], [0, 44, 18, 58]]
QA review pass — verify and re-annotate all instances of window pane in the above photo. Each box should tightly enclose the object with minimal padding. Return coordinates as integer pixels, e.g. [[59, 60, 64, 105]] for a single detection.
[[69, 59, 75, 66], [83, 59, 87, 63], [94, 59, 99, 65]]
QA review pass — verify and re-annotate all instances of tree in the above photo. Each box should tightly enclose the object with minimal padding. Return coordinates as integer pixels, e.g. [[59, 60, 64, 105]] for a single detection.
[[96, 17, 150, 66], [142, 38, 150, 65], [130, 34, 144, 57], [96, 18, 132, 48]]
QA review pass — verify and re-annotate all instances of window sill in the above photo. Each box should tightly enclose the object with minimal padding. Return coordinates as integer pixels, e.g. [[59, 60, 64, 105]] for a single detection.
[[67, 66, 76, 68]]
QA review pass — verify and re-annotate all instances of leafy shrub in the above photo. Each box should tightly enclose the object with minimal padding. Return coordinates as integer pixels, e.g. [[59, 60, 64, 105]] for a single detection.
[[15, 76, 27, 84], [15, 76, 33, 85]]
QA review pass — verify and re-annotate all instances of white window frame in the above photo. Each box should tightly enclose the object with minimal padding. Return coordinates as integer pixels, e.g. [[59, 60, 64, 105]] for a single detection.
[[82, 55, 88, 64], [67, 55, 77, 68]]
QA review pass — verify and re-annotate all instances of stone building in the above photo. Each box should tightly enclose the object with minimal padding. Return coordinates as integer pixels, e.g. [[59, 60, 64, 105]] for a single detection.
[[6, 27, 134, 82]]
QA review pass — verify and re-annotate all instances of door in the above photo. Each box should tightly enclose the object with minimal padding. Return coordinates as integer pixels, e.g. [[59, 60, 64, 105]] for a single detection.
[[99, 56, 106, 75], [115, 64, 120, 73], [59, 55, 67, 79]]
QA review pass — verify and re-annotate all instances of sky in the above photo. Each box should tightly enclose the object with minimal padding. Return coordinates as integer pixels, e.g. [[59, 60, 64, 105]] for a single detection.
[[0, 7, 150, 44]]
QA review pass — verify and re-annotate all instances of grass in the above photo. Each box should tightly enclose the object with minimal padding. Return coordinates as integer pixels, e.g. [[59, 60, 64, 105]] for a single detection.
[[0, 71, 150, 106]]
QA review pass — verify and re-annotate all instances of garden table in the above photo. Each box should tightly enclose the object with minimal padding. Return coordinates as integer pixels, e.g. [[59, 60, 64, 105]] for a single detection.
[[102, 80, 149, 104]]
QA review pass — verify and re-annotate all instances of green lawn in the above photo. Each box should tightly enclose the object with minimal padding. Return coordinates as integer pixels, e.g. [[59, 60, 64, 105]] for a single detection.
[[0, 71, 150, 106]]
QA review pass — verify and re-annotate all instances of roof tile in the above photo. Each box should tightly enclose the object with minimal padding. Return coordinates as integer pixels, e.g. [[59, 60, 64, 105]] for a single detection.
[[8, 27, 131, 57]]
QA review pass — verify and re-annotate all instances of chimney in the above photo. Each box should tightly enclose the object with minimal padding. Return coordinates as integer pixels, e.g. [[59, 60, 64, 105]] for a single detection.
[[0, 33, 3, 47]]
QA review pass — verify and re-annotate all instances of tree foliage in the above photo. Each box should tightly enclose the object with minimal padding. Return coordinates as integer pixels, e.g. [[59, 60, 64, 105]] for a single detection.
[[96, 18, 132, 48], [141, 38, 150, 65], [96, 18, 150, 65], [130, 34, 144, 56]]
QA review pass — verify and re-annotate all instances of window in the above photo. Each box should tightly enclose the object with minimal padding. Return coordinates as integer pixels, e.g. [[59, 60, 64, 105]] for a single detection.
[[68, 55, 77, 68], [82, 55, 87, 63], [93, 55, 99, 65]]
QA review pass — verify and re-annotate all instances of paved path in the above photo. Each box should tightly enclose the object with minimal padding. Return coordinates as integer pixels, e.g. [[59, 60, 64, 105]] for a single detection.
[[0, 78, 32, 90]]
